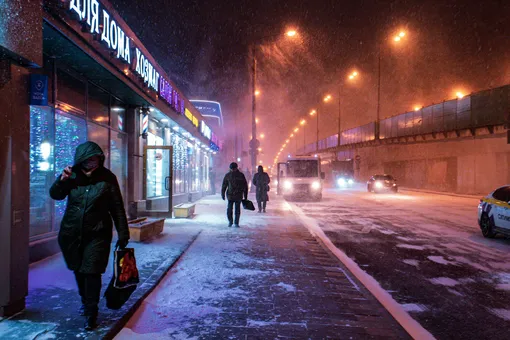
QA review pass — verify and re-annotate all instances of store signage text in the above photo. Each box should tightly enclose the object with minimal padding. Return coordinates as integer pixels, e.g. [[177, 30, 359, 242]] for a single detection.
[[134, 48, 159, 91], [69, 0, 131, 64], [159, 77, 185, 114], [200, 121, 212, 139], [185, 109, 199, 128]]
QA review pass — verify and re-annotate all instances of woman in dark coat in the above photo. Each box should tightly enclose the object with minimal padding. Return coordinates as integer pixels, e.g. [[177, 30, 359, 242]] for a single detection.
[[252, 165, 271, 213], [49, 141, 129, 331]]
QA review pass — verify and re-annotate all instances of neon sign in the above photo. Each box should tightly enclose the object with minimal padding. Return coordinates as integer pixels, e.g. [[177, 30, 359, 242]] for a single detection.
[[185, 108, 199, 128], [134, 48, 159, 91], [69, 0, 131, 64], [200, 121, 212, 139]]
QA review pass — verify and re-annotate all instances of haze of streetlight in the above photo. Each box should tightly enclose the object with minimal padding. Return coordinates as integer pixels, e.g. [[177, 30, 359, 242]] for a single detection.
[[456, 91, 465, 99], [323, 94, 332, 102], [255, 90, 260, 96], [310, 110, 316, 116], [294, 128, 299, 132], [300, 119, 306, 125], [414, 106, 421, 111], [286, 30, 297, 37]]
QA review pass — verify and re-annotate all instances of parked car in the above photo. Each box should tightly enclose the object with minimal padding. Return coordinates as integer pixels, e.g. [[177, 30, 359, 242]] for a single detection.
[[478, 185, 510, 238], [367, 174, 398, 193]]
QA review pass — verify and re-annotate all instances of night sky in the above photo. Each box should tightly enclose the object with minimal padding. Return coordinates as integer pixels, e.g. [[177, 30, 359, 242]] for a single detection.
[[112, 0, 509, 165]]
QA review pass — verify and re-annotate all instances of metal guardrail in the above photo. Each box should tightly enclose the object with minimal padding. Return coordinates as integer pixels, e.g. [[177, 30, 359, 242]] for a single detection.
[[299, 84, 510, 153]]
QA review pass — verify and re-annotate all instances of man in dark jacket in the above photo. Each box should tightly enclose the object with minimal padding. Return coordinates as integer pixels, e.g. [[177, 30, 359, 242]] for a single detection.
[[221, 162, 248, 228], [253, 165, 271, 213], [49, 141, 129, 331]]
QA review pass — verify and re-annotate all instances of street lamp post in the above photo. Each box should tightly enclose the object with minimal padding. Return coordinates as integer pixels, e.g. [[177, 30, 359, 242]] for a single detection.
[[250, 45, 258, 173], [249, 29, 298, 173]]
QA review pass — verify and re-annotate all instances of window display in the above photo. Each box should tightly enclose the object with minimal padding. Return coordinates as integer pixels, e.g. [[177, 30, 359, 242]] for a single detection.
[[88, 83, 110, 125], [29, 106, 55, 237], [88, 122, 110, 168], [110, 131, 128, 202], [54, 111, 87, 231]]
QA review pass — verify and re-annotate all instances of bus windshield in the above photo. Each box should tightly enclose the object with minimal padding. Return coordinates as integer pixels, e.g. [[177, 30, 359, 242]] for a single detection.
[[287, 160, 319, 178]]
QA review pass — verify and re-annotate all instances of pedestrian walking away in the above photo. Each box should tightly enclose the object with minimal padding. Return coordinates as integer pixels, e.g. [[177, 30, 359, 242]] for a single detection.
[[253, 165, 271, 213], [221, 162, 248, 228], [49, 141, 130, 331]]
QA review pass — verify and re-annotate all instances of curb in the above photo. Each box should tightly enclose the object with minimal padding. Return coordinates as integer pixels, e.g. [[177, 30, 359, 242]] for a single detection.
[[401, 187, 482, 200], [286, 201, 436, 340], [104, 230, 202, 340]]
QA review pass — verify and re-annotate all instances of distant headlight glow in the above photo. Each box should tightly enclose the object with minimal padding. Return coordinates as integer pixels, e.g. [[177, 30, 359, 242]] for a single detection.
[[374, 181, 384, 189], [348, 179, 354, 185], [337, 178, 346, 186], [283, 181, 293, 190], [311, 181, 321, 190]]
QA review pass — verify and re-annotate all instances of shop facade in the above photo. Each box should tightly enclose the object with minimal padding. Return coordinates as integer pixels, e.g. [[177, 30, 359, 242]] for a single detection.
[[0, 0, 220, 316]]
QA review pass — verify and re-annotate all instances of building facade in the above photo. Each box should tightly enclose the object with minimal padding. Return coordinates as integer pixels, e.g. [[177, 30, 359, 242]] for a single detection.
[[0, 0, 220, 316]]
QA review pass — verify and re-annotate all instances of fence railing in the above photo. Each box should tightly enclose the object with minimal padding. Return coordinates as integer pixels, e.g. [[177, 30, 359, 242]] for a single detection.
[[297, 84, 510, 154]]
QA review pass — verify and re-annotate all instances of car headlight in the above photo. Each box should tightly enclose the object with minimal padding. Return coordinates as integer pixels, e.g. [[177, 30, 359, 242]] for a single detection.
[[283, 181, 293, 190], [348, 179, 354, 185], [337, 178, 346, 186], [311, 181, 321, 190], [374, 181, 383, 189]]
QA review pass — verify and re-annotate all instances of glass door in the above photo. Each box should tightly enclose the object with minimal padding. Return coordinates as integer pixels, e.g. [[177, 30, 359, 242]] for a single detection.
[[143, 146, 173, 216]]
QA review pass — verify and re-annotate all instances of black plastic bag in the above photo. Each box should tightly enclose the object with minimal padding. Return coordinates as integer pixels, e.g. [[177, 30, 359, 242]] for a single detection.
[[242, 199, 256, 211], [104, 248, 139, 310]]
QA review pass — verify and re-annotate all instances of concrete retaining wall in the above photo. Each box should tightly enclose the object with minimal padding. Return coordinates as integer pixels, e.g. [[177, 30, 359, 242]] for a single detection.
[[354, 134, 510, 195]]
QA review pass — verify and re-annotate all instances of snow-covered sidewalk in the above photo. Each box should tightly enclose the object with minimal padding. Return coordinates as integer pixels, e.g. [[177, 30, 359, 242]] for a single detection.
[[0, 221, 201, 340], [117, 195, 409, 339]]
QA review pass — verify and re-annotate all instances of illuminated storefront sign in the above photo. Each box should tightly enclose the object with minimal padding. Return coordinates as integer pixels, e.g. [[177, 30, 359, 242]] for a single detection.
[[159, 77, 185, 114], [200, 121, 212, 139], [134, 48, 159, 91], [69, 0, 131, 64], [185, 108, 199, 128], [69, 0, 158, 91]]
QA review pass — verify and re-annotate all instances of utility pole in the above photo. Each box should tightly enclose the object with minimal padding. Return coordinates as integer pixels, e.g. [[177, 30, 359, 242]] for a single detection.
[[376, 44, 381, 140], [250, 45, 259, 173]]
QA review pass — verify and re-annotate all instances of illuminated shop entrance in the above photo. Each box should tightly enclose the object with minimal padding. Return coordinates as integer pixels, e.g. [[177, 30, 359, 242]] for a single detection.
[[143, 146, 173, 217]]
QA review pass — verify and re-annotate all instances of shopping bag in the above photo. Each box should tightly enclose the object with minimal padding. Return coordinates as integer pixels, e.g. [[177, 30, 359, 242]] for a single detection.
[[242, 199, 256, 211], [104, 247, 139, 310]]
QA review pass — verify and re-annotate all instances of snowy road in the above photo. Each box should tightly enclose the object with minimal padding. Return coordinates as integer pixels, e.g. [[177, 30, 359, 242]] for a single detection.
[[293, 186, 510, 339]]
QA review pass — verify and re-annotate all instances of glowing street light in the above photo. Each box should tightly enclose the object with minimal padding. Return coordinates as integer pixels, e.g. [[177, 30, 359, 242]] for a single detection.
[[300, 119, 306, 125], [290, 133, 294, 137], [323, 94, 332, 102], [285, 139, 290, 143], [255, 90, 261, 96], [258, 147, 262, 152], [260, 133, 265, 139], [294, 127, 299, 133], [348, 71, 359, 80], [255, 118, 260, 124], [310, 109, 317, 116], [286, 30, 297, 37], [456, 91, 465, 99], [414, 106, 421, 111]]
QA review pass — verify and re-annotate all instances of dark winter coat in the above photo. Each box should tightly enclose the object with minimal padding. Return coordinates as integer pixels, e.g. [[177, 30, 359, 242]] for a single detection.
[[221, 169, 248, 201], [253, 171, 270, 202], [49, 142, 129, 274]]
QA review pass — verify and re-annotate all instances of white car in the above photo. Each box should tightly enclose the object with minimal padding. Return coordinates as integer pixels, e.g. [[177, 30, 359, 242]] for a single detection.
[[478, 186, 510, 238]]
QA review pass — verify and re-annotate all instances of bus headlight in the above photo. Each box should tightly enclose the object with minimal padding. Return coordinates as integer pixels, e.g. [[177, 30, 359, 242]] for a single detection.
[[283, 181, 293, 190], [337, 178, 346, 186], [311, 181, 321, 190]]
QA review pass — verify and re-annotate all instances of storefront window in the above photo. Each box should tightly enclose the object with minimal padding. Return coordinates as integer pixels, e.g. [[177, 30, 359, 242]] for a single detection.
[[29, 106, 55, 237], [88, 83, 110, 125], [110, 131, 128, 202], [110, 97, 126, 132], [57, 69, 86, 113], [88, 123, 110, 168], [191, 147, 199, 192], [172, 133, 186, 194], [54, 111, 87, 231]]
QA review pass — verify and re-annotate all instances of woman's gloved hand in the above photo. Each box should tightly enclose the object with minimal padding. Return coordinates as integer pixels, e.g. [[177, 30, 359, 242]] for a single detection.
[[116, 238, 129, 249]]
